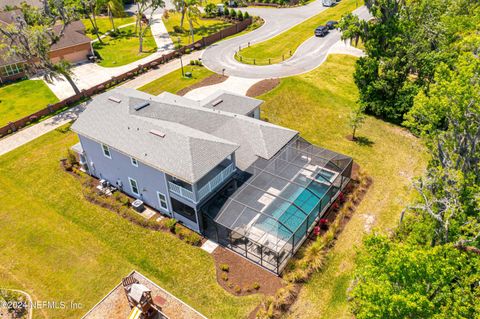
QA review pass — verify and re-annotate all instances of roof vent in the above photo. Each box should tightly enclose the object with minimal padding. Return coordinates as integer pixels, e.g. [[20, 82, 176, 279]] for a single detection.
[[150, 129, 166, 138], [133, 101, 150, 111], [108, 96, 122, 103], [211, 99, 223, 107]]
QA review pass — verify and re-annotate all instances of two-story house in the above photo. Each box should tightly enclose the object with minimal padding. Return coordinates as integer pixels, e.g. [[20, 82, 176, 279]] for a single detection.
[[71, 88, 353, 274]]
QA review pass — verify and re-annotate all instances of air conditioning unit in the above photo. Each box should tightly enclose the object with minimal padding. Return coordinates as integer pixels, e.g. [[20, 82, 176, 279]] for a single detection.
[[99, 179, 108, 188], [132, 199, 145, 213]]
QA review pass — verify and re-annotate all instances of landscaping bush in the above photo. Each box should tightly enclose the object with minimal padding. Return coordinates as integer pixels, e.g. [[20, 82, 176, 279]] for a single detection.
[[230, 9, 237, 18], [205, 3, 218, 17], [252, 282, 260, 290], [190, 60, 196, 65], [237, 10, 243, 21], [234, 285, 242, 293], [173, 25, 184, 33], [66, 149, 78, 167], [220, 264, 230, 272], [244, 11, 250, 19], [183, 231, 202, 245], [162, 218, 177, 232], [221, 272, 228, 281]]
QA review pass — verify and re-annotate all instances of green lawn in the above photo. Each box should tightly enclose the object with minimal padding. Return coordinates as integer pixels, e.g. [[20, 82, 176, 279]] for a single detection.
[[138, 65, 214, 95], [163, 12, 231, 46], [0, 80, 58, 128], [237, 0, 364, 65], [0, 128, 260, 319], [82, 16, 136, 39], [93, 25, 157, 67], [256, 55, 428, 319]]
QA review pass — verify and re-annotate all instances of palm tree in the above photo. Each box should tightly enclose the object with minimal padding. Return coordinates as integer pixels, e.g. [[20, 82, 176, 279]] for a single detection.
[[184, 0, 200, 43], [104, 0, 124, 32]]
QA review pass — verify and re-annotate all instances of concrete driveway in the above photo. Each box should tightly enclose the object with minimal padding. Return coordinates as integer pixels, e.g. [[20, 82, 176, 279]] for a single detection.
[[202, 4, 370, 78]]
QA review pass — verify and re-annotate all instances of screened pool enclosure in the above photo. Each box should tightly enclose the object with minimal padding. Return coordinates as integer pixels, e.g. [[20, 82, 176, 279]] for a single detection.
[[201, 137, 353, 274]]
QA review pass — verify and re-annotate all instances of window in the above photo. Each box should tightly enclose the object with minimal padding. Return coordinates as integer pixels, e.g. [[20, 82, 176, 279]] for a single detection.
[[157, 192, 168, 210], [102, 144, 111, 158], [1, 63, 23, 77], [131, 157, 138, 167], [128, 178, 139, 195]]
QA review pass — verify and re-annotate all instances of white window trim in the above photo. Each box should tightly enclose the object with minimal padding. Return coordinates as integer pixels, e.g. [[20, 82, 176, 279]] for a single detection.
[[101, 143, 111, 159], [128, 177, 139, 196], [131, 157, 138, 167], [157, 191, 168, 211]]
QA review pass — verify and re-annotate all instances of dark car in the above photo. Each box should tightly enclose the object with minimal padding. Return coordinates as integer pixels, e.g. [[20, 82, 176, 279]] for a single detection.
[[326, 20, 338, 30], [314, 26, 329, 37]]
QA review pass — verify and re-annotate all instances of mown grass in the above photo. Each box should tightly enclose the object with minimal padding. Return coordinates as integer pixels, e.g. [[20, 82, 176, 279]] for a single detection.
[[163, 12, 231, 46], [0, 80, 58, 127], [138, 65, 214, 95], [237, 0, 363, 64], [93, 25, 157, 67], [0, 129, 261, 318], [82, 16, 136, 39], [257, 54, 428, 319]]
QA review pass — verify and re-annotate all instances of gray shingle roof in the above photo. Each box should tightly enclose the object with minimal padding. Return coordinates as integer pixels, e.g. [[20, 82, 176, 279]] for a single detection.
[[199, 90, 262, 116], [71, 88, 298, 183]]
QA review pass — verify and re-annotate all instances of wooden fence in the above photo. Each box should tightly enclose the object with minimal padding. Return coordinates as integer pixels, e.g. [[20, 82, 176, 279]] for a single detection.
[[0, 18, 252, 138]]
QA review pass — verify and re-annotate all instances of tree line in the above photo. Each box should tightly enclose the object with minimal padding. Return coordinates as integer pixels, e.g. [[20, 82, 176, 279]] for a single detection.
[[339, 1, 480, 317]]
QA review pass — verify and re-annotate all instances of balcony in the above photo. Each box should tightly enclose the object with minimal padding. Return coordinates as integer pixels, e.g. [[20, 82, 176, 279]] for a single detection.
[[197, 163, 235, 202], [167, 163, 236, 204], [168, 181, 195, 202]]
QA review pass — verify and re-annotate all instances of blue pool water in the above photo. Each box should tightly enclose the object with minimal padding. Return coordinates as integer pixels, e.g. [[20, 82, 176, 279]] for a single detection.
[[257, 172, 336, 241]]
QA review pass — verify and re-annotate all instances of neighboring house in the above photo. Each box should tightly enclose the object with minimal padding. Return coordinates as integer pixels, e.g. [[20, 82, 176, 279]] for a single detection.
[[71, 88, 353, 274], [0, 9, 93, 83]]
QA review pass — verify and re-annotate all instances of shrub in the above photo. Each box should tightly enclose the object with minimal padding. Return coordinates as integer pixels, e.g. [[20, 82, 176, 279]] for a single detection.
[[237, 10, 243, 20], [234, 285, 242, 293], [205, 3, 218, 17], [224, 7, 230, 16], [162, 218, 177, 232], [252, 282, 260, 290], [66, 149, 78, 167], [184, 231, 202, 245], [221, 272, 228, 281], [230, 8, 237, 18], [173, 25, 184, 33], [113, 192, 130, 206], [244, 11, 250, 19], [220, 264, 230, 272], [190, 59, 195, 65]]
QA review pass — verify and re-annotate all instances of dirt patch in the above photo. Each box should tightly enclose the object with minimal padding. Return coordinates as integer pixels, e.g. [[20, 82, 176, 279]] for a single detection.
[[212, 247, 284, 297], [246, 78, 280, 97], [177, 74, 228, 96]]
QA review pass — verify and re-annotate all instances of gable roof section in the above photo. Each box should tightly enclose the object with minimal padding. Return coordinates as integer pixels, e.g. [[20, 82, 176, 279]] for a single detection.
[[199, 90, 262, 115], [71, 91, 239, 183], [71, 88, 298, 183]]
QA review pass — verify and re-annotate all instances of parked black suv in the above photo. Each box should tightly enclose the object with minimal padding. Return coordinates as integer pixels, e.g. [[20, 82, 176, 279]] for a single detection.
[[314, 26, 329, 37], [326, 20, 338, 30]]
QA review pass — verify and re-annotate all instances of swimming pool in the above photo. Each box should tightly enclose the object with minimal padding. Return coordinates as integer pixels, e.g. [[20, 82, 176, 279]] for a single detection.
[[257, 176, 334, 242]]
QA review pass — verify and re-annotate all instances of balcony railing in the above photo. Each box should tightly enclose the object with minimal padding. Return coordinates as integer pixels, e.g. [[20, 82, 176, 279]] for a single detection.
[[168, 182, 195, 202], [197, 163, 236, 202]]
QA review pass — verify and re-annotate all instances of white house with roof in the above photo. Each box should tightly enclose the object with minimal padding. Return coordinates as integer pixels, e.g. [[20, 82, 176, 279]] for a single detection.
[[71, 88, 353, 274]]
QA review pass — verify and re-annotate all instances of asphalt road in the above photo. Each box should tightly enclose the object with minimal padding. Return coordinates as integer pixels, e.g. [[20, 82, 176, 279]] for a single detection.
[[201, 4, 370, 78]]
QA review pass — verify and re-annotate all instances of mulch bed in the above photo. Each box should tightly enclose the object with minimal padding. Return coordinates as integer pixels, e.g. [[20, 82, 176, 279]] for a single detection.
[[177, 74, 228, 96], [212, 246, 284, 297], [246, 78, 280, 97]]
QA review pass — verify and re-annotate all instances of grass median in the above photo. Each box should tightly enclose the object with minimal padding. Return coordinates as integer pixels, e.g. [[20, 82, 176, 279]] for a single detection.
[[138, 65, 214, 95], [236, 0, 363, 65]]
